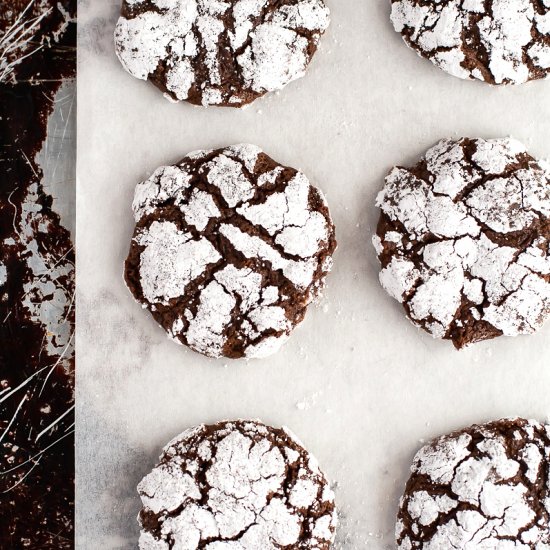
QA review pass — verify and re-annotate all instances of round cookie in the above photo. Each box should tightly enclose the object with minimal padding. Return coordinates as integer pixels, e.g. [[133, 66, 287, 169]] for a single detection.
[[390, 0, 550, 85], [396, 418, 550, 549], [137, 420, 338, 549], [124, 144, 336, 359], [373, 137, 550, 349], [114, 0, 330, 107]]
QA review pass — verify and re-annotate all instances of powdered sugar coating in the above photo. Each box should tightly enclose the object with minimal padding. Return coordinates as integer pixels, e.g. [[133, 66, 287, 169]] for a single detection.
[[125, 144, 336, 359], [397, 418, 550, 549], [374, 137, 550, 348], [137, 420, 338, 549], [391, 0, 550, 85], [114, 0, 330, 107], [136, 220, 222, 304]]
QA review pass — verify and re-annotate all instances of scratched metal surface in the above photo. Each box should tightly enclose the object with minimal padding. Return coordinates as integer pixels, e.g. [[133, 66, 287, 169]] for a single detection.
[[0, 78, 76, 544], [0, 2, 76, 549], [77, 1, 550, 549], [40, 81, 77, 239]]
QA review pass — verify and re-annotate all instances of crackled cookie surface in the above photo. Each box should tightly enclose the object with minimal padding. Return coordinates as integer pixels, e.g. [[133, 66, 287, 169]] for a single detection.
[[391, 0, 550, 85], [373, 137, 550, 348], [396, 418, 550, 549], [125, 144, 336, 359], [114, 0, 330, 107], [137, 420, 338, 549]]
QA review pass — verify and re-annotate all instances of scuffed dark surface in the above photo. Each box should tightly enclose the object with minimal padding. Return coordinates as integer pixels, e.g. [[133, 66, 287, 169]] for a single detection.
[[0, 1, 76, 547]]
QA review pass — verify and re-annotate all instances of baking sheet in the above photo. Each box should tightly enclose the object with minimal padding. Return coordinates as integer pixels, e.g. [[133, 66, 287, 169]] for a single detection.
[[40, 80, 77, 239], [0, 60, 76, 547], [76, 1, 550, 548]]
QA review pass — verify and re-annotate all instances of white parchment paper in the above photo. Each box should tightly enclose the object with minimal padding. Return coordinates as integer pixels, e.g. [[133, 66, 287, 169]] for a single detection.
[[76, 1, 550, 548]]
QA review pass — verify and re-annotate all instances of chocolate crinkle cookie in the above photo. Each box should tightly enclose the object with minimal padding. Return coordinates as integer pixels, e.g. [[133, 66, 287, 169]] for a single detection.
[[397, 418, 550, 549], [114, 0, 330, 107], [137, 420, 338, 549], [124, 144, 336, 359], [373, 137, 550, 349], [390, 0, 550, 85]]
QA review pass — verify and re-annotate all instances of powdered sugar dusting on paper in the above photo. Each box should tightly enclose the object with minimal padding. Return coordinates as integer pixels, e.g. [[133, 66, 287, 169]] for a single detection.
[[137, 420, 337, 549], [391, 0, 550, 85], [127, 144, 335, 359], [397, 418, 550, 549], [114, 0, 330, 106], [374, 137, 550, 347]]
